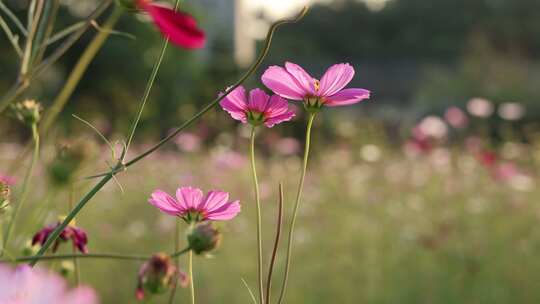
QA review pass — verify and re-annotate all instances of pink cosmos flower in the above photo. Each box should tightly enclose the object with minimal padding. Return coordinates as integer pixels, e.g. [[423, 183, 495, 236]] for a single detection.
[[32, 221, 88, 254], [148, 187, 240, 222], [0, 264, 98, 304], [137, 0, 205, 49], [261, 62, 370, 109], [0, 173, 15, 186], [220, 86, 295, 127]]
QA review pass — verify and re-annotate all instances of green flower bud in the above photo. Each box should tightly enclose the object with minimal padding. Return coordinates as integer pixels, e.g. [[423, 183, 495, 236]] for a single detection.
[[187, 222, 222, 255]]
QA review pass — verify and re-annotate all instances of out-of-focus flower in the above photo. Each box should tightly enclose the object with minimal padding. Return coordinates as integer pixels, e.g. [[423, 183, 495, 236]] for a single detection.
[[360, 144, 381, 162], [404, 127, 434, 156], [444, 106, 468, 129], [48, 139, 97, 187], [476, 150, 498, 168], [136, 253, 187, 301], [175, 132, 202, 152], [491, 162, 519, 182], [261, 62, 370, 111], [466, 97, 494, 118], [498, 102, 525, 121], [0, 173, 15, 210], [0, 264, 98, 304], [220, 86, 295, 127], [187, 222, 222, 254], [136, 0, 205, 49], [418, 115, 448, 139], [32, 219, 89, 254], [148, 187, 240, 223], [212, 149, 247, 170], [274, 137, 301, 155], [11, 99, 42, 125]]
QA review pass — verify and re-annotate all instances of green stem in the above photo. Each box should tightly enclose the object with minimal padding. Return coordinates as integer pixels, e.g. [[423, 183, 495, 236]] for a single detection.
[[249, 126, 264, 304], [20, 0, 44, 77], [41, 6, 123, 134], [277, 112, 316, 304], [2, 123, 40, 255], [167, 220, 182, 304], [189, 250, 195, 304], [265, 183, 284, 304], [69, 183, 81, 285], [27, 7, 309, 268]]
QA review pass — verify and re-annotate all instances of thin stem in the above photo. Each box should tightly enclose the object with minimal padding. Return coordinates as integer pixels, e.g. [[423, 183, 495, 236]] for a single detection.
[[167, 220, 182, 303], [125, 0, 182, 156], [249, 126, 264, 304], [188, 250, 195, 304], [277, 113, 316, 304], [265, 182, 284, 304], [20, 0, 44, 77], [2, 123, 40, 255], [41, 6, 123, 134], [69, 184, 81, 285], [27, 7, 309, 267]]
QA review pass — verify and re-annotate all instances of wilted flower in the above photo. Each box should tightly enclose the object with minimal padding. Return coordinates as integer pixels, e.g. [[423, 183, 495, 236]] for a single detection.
[[136, 253, 187, 301], [136, 0, 205, 49], [466, 97, 494, 118], [148, 187, 241, 223], [12, 99, 42, 125], [187, 222, 222, 255], [220, 86, 295, 127], [498, 102, 525, 121], [0, 264, 98, 304], [444, 106, 468, 129], [32, 219, 89, 254], [261, 62, 370, 111]]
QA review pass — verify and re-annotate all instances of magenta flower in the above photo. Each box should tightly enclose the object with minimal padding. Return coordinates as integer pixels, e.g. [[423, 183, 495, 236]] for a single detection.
[[261, 62, 370, 110], [148, 186, 240, 222], [220, 86, 295, 127], [137, 0, 205, 49], [0, 264, 98, 304], [32, 221, 88, 254]]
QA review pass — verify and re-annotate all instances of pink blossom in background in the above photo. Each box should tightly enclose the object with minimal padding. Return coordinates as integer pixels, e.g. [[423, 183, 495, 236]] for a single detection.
[[148, 186, 240, 222], [261, 62, 370, 108], [275, 137, 301, 155], [137, 0, 205, 49], [212, 150, 247, 170], [0, 264, 98, 304], [498, 102, 525, 121], [175, 132, 202, 152], [404, 127, 434, 156], [32, 222, 88, 254], [476, 150, 498, 168], [220, 86, 295, 127], [418, 115, 448, 139], [444, 107, 468, 129], [0, 173, 15, 186], [467, 97, 494, 118], [492, 162, 519, 182]]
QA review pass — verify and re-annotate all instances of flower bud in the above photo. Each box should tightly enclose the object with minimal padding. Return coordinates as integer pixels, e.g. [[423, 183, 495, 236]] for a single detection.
[[187, 222, 222, 255], [0, 174, 15, 214], [12, 99, 42, 125], [136, 253, 186, 301], [48, 139, 97, 186]]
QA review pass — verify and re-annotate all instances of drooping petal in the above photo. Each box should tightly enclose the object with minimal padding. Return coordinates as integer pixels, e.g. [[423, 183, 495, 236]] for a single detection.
[[148, 190, 182, 216], [261, 66, 310, 100], [264, 112, 295, 128], [141, 2, 205, 49], [205, 200, 241, 221], [284, 62, 316, 95], [324, 88, 370, 107], [176, 187, 204, 210], [200, 190, 229, 212], [248, 88, 270, 113], [318, 63, 355, 97], [219, 86, 248, 123]]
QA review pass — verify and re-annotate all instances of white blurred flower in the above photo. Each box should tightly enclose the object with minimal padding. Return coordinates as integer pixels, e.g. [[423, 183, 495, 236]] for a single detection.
[[467, 97, 494, 118], [418, 116, 448, 139], [509, 175, 534, 192], [498, 102, 525, 121], [360, 144, 382, 162]]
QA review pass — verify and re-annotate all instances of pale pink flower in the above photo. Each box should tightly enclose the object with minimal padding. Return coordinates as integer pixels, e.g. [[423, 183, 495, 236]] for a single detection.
[[444, 106, 468, 129], [148, 187, 240, 222], [261, 62, 370, 109], [0, 264, 98, 304], [220, 86, 295, 127], [0, 173, 15, 186], [467, 97, 493, 118], [498, 102, 525, 121]]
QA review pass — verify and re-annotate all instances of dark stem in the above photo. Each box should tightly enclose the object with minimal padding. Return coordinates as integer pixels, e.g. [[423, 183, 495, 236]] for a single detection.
[[265, 182, 284, 304]]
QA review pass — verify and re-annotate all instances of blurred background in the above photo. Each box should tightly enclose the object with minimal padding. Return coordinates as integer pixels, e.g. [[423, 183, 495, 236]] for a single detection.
[[1, 0, 540, 303]]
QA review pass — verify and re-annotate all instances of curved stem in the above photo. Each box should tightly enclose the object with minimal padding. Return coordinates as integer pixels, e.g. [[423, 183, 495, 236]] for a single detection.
[[277, 113, 316, 304], [2, 123, 40, 255], [265, 182, 284, 304], [27, 7, 310, 268], [188, 250, 195, 304], [249, 126, 264, 304]]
